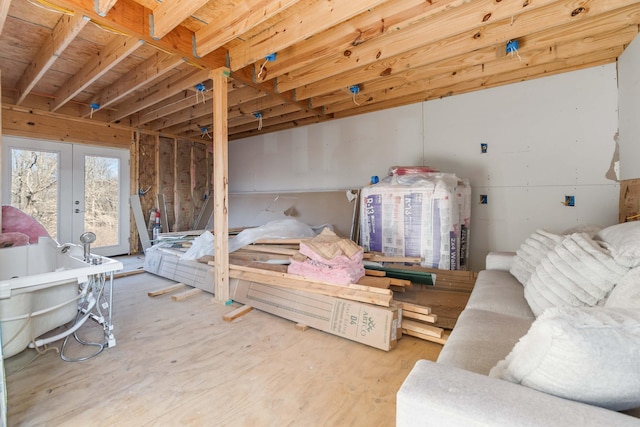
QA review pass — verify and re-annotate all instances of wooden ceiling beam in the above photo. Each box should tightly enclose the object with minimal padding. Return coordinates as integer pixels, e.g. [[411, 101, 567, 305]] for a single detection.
[[167, 94, 282, 136], [194, 0, 301, 57], [310, 5, 640, 107], [48, 0, 226, 69], [84, 51, 184, 117], [228, 104, 304, 130], [94, 0, 118, 17], [150, 0, 209, 40], [259, 0, 466, 82], [227, 0, 391, 71], [326, 33, 630, 116], [280, 0, 639, 95], [228, 115, 330, 140], [0, 0, 11, 42], [15, 13, 90, 105], [51, 35, 144, 112], [112, 68, 210, 121]]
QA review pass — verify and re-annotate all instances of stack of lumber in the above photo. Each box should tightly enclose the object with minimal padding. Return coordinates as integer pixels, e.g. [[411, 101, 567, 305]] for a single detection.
[[400, 302, 448, 345], [211, 239, 461, 346]]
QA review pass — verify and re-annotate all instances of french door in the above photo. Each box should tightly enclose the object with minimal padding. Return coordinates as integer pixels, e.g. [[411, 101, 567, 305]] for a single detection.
[[1, 136, 130, 256]]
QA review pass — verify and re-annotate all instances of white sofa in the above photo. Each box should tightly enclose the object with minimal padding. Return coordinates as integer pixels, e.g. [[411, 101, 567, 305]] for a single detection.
[[397, 249, 640, 426]]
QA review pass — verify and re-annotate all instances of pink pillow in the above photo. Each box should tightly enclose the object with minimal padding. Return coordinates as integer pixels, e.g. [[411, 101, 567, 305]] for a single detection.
[[0, 232, 30, 248], [1, 205, 51, 244]]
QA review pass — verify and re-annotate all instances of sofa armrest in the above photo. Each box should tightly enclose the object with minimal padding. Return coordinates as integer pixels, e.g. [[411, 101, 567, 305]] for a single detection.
[[397, 360, 639, 427], [485, 251, 515, 271]]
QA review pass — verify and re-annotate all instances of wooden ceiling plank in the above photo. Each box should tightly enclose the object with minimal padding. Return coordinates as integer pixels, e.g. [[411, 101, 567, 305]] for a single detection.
[[261, 0, 466, 82], [195, 0, 301, 57], [227, 0, 391, 71], [95, 0, 118, 17], [279, 0, 639, 95], [51, 35, 144, 112], [325, 31, 632, 115], [149, 101, 212, 131], [308, 5, 640, 106], [16, 13, 90, 105], [112, 68, 210, 121], [150, 0, 209, 40], [0, 0, 11, 37], [85, 51, 184, 116]]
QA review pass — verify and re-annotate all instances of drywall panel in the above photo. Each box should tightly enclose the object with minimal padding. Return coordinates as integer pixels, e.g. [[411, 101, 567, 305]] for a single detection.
[[228, 103, 423, 192], [471, 185, 619, 271], [423, 65, 620, 270], [618, 34, 640, 181]]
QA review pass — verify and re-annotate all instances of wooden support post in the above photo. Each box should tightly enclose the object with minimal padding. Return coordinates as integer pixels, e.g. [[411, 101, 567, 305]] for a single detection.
[[211, 67, 231, 303]]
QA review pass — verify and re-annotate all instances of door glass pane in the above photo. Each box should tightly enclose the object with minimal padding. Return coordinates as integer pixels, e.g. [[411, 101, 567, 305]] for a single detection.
[[10, 148, 59, 240], [84, 155, 120, 248]]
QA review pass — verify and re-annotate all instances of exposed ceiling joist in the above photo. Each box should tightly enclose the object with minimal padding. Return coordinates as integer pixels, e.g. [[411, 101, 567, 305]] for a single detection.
[[150, 0, 209, 40], [16, 12, 89, 105]]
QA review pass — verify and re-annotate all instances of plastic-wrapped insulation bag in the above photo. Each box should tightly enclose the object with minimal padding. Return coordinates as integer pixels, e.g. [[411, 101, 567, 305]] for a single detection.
[[360, 171, 470, 270]]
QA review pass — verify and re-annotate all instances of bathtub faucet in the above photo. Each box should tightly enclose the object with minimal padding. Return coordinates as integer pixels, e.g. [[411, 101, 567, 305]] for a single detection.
[[80, 232, 97, 262]]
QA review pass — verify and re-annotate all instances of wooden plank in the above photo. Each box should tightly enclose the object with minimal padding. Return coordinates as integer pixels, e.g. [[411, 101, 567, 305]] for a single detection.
[[222, 304, 253, 322], [151, 0, 210, 39], [403, 311, 437, 324], [0, 0, 10, 36], [227, 0, 391, 70], [194, 0, 301, 57], [94, 0, 118, 16], [113, 68, 210, 121], [254, 238, 306, 245], [366, 254, 422, 263], [130, 195, 152, 251], [212, 67, 231, 304], [147, 282, 186, 297], [389, 278, 412, 288], [357, 276, 391, 289], [403, 328, 449, 345], [86, 52, 184, 115], [402, 319, 443, 339], [281, 0, 634, 94], [242, 245, 298, 256], [15, 13, 90, 105], [365, 269, 386, 277], [171, 287, 204, 301], [51, 36, 144, 112], [619, 178, 640, 223], [264, 0, 466, 81], [295, 323, 309, 332], [400, 302, 432, 315], [228, 264, 393, 307]]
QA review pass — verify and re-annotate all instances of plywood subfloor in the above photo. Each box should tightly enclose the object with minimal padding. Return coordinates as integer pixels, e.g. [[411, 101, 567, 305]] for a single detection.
[[5, 273, 443, 426]]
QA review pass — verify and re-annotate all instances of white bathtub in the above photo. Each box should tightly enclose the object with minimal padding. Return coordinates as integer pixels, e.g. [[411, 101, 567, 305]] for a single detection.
[[0, 237, 123, 358]]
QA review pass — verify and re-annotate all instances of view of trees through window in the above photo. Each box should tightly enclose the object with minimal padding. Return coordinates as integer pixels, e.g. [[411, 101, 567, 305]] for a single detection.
[[83, 155, 119, 247], [10, 149, 120, 247], [10, 149, 59, 239]]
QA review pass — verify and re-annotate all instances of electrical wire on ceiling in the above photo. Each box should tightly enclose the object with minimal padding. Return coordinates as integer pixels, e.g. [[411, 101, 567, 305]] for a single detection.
[[26, 0, 74, 15]]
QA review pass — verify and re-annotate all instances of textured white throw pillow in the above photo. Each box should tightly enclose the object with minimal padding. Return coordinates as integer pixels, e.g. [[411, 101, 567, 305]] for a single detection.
[[606, 267, 640, 309], [524, 233, 628, 317], [510, 229, 563, 286], [490, 307, 640, 411], [595, 221, 640, 268]]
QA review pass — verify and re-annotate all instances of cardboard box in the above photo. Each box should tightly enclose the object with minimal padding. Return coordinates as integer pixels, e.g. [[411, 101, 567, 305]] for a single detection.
[[231, 278, 400, 351]]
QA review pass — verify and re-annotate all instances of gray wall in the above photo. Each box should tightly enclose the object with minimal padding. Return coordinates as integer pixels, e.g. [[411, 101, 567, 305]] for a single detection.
[[619, 34, 640, 181], [230, 63, 622, 271]]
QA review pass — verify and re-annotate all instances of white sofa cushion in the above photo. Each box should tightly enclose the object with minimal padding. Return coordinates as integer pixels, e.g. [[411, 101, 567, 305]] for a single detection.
[[510, 229, 563, 286], [595, 221, 640, 268], [489, 306, 640, 411], [524, 233, 628, 317]]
